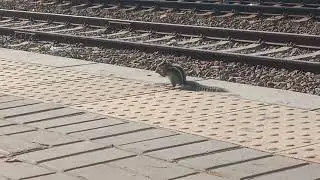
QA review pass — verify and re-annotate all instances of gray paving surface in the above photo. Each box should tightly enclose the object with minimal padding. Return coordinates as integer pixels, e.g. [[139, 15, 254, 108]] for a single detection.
[[0, 124, 36, 135], [0, 161, 53, 179], [27, 113, 106, 129], [0, 93, 317, 180], [6, 108, 83, 124], [179, 148, 271, 170], [210, 156, 307, 179], [9, 130, 82, 146], [0, 99, 39, 110], [108, 156, 196, 179], [93, 128, 178, 146], [0, 103, 63, 118], [69, 164, 151, 180], [16, 141, 107, 163], [42, 148, 135, 171], [49, 118, 125, 134], [28, 173, 81, 180], [145, 140, 238, 161], [251, 164, 320, 180], [0, 135, 43, 155], [119, 134, 207, 153], [70, 122, 152, 140], [176, 173, 227, 180]]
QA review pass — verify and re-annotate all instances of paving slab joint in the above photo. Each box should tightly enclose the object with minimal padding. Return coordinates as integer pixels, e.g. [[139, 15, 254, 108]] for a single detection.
[[206, 155, 273, 171], [3, 107, 66, 119], [21, 112, 86, 125], [173, 146, 242, 162], [119, 139, 209, 154], [241, 163, 310, 180], [64, 121, 129, 135], [89, 127, 155, 141]]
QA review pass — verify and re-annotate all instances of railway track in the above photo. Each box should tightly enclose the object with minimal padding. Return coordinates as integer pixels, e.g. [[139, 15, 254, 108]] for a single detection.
[[39, 0, 320, 17], [4, 0, 319, 36], [0, 9, 319, 72]]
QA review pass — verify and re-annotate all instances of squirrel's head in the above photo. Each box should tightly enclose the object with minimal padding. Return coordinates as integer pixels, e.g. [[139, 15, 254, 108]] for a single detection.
[[155, 60, 171, 77]]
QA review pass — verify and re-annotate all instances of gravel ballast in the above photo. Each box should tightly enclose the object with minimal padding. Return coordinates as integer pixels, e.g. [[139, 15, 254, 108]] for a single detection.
[[1, 35, 319, 96], [1, 0, 320, 35]]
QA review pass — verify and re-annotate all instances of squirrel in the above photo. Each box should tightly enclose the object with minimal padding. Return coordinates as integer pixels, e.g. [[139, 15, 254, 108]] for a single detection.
[[155, 61, 227, 92]]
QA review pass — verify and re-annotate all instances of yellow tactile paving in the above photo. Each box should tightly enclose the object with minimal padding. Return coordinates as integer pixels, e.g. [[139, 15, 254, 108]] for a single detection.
[[0, 59, 31, 69], [74, 94, 320, 153], [73, 90, 267, 122], [280, 143, 320, 163], [1, 77, 167, 105], [1, 57, 320, 163], [0, 67, 100, 88]]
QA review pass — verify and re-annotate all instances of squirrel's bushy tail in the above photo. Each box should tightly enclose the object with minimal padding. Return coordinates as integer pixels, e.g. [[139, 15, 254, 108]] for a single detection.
[[183, 81, 227, 92]]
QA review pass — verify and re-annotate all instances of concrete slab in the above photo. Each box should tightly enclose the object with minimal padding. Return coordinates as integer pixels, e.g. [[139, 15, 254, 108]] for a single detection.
[[69, 164, 151, 180], [251, 164, 320, 180], [119, 134, 206, 154], [210, 156, 307, 179], [0, 176, 8, 180], [27, 113, 106, 129], [0, 120, 15, 128], [177, 173, 227, 180], [16, 141, 107, 164], [48, 118, 125, 134], [146, 140, 238, 161], [27, 173, 82, 180], [9, 130, 82, 147], [93, 128, 178, 146], [42, 148, 135, 171], [0, 161, 53, 179], [6, 108, 83, 124], [0, 135, 43, 156], [0, 103, 64, 118], [0, 124, 36, 135], [0, 48, 94, 67], [179, 148, 270, 170], [109, 156, 196, 180], [69, 122, 152, 140]]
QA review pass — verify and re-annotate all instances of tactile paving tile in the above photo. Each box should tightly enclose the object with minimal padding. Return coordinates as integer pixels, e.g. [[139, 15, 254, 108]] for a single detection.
[[280, 143, 320, 163], [0, 59, 32, 69], [74, 90, 267, 126], [75, 94, 320, 154], [0, 67, 100, 88], [2, 77, 167, 105], [166, 105, 320, 153]]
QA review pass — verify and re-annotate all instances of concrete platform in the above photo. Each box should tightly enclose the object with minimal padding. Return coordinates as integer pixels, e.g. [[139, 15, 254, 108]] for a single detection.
[[0, 48, 320, 179]]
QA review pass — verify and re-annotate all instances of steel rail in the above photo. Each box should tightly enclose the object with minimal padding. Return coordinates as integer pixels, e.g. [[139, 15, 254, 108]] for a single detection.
[[108, 0, 320, 16], [0, 9, 319, 48], [251, 0, 318, 5]]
